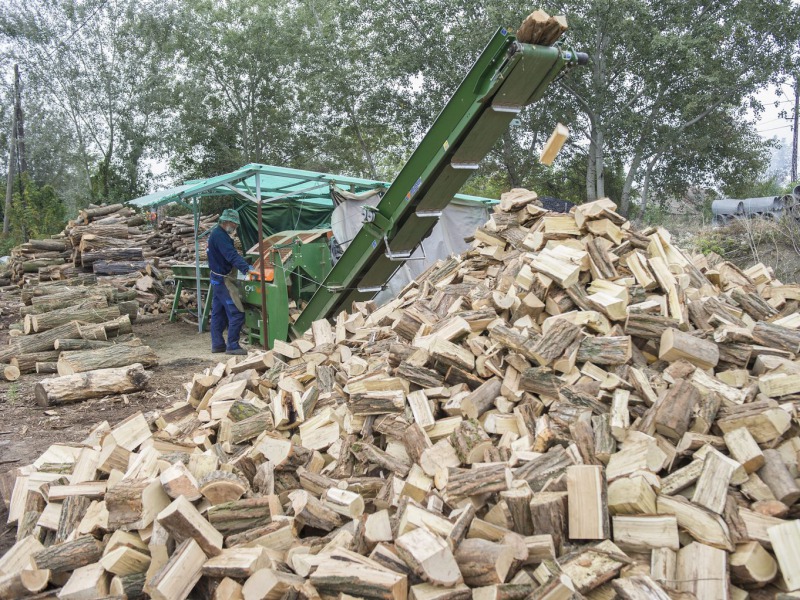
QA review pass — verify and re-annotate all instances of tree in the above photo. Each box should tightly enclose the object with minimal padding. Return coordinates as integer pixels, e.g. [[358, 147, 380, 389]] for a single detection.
[[0, 0, 176, 204], [559, 0, 797, 214]]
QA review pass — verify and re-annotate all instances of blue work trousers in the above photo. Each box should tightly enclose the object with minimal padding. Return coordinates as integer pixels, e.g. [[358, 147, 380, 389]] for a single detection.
[[210, 279, 244, 351]]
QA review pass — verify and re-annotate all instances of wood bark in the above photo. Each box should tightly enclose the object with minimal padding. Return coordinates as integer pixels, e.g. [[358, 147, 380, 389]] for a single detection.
[[29, 306, 120, 333], [34, 363, 151, 406], [0, 321, 81, 362], [32, 536, 103, 573], [92, 261, 147, 276], [454, 538, 515, 587], [56, 343, 157, 375]]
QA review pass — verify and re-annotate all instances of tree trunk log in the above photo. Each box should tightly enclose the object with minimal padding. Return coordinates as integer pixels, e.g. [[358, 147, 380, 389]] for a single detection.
[[32, 536, 103, 572], [79, 203, 125, 221], [20, 295, 107, 317], [34, 363, 151, 406], [22, 258, 65, 273], [57, 342, 157, 375], [53, 339, 112, 351], [757, 449, 800, 505], [11, 350, 60, 374], [576, 335, 632, 365], [0, 569, 50, 598], [1, 364, 21, 381], [29, 306, 120, 333], [92, 261, 147, 276], [29, 239, 69, 252], [68, 224, 128, 246], [82, 248, 144, 268], [110, 572, 146, 600], [454, 538, 514, 587], [446, 464, 509, 499], [0, 321, 82, 362], [752, 321, 800, 354]]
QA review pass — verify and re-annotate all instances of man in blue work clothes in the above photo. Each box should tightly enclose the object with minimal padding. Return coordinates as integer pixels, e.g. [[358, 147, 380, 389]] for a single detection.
[[207, 209, 256, 355]]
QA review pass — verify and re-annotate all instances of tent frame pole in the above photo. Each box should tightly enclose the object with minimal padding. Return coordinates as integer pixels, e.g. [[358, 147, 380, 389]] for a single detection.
[[193, 197, 203, 333], [256, 176, 269, 349]]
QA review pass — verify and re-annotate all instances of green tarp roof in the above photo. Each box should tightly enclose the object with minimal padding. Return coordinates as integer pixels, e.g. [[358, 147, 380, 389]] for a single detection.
[[129, 163, 497, 253], [128, 163, 495, 210]]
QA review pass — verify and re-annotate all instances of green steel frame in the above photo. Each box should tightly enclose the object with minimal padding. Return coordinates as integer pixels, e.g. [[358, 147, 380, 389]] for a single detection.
[[129, 165, 494, 334], [291, 31, 586, 337], [239, 237, 332, 348]]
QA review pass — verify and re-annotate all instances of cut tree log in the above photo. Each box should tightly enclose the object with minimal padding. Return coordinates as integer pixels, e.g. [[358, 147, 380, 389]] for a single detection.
[[654, 379, 699, 442], [453, 538, 515, 587], [723, 427, 764, 473], [28, 305, 120, 333], [395, 527, 462, 587], [729, 541, 777, 587], [539, 124, 569, 166], [56, 343, 158, 375], [676, 542, 729, 600], [144, 538, 206, 600], [58, 562, 109, 600], [34, 363, 151, 406], [31, 536, 104, 573], [0, 568, 50, 598], [659, 328, 719, 370], [310, 558, 407, 600], [0, 320, 82, 362], [10, 350, 60, 374], [93, 260, 148, 276], [768, 519, 800, 591], [1, 364, 20, 381], [757, 449, 800, 505], [566, 465, 609, 540]]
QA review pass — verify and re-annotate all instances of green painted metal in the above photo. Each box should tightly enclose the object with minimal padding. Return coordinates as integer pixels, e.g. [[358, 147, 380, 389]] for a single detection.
[[170, 263, 213, 329], [240, 253, 290, 349], [129, 164, 494, 211], [291, 32, 584, 337], [238, 236, 332, 348]]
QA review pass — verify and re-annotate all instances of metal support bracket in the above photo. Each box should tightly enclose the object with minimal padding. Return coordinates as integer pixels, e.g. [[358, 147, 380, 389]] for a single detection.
[[357, 285, 384, 293], [384, 236, 428, 262]]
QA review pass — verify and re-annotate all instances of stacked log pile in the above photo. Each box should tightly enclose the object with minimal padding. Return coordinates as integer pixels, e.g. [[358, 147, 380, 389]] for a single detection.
[[4, 204, 223, 318], [0, 278, 159, 387], [144, 214, 218, 266], [1, 189, 800, 598]]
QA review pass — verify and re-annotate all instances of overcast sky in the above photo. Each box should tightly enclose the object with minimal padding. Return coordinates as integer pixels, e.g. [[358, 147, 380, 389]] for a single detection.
[[756, 83, 796, 143]]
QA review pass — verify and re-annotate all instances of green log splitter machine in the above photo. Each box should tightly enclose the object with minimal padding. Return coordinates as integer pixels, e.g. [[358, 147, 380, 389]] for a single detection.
[[238, 27, 587, 348]]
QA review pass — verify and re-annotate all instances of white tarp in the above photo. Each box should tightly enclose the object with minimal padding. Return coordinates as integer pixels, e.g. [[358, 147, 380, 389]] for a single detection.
[[330, 188, 491, 304]]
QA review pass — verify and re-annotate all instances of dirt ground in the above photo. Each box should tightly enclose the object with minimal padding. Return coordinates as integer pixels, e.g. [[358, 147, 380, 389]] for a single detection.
[[0, 311, 223, 554]]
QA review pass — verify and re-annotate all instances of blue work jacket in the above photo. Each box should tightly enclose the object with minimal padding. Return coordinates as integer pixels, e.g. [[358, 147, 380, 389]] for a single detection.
[[207, 225, 250, 281]]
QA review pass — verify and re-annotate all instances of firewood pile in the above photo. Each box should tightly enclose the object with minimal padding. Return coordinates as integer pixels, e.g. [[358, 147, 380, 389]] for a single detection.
[[0, 274, 159, 386], [3, 203, 224, 320], [1, 189, 800, 599], [144, 214, 218, 266]]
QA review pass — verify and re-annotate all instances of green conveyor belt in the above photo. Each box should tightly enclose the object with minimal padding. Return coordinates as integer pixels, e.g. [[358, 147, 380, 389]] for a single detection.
[[292, 28, 586, 337]]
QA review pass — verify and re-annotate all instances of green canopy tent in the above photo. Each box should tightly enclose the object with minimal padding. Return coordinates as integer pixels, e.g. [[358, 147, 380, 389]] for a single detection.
[[128, 163, 495, 331]]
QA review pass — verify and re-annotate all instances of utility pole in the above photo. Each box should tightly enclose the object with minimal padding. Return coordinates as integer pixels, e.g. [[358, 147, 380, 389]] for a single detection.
[[3, 66, 18, 235], [14, 65, 27, 176], [793, 74, 799, 184], [11, 65, 27, 241]]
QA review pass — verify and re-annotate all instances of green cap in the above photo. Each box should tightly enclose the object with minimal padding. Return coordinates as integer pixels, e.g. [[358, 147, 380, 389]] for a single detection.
[[220, 208, 240, 225]]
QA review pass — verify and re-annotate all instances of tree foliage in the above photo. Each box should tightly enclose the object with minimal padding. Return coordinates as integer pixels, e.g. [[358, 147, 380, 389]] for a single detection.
[[0, 0, 797, 245]]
